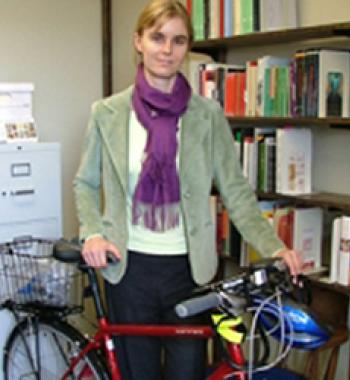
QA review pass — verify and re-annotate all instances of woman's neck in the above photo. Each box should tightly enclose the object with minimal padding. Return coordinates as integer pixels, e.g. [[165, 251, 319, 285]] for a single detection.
[[143, 71, 176, 94]]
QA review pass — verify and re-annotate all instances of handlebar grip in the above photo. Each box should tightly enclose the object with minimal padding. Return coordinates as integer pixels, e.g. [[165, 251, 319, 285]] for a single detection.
[[54, 239, 119, 266], [175, 292, 220, 318]]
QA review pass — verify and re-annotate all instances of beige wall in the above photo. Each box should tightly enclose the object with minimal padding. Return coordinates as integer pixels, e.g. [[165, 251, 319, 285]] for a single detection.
[[0, 0, 103, 239]]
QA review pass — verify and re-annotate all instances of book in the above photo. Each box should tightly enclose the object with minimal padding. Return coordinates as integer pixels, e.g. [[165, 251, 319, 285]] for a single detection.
[[219, 0, 224, 38], [294, 50, 307, 116], [276, 128, 312, 195], [255, 128, 276, 192], [330, 217, 341, 283], [264, 136, 276, 193], [208, 0, 220, 39], [233, 0, 241, 35], [253, 0, 260, 32], [192, 0, 205, 40], [245, 60, 258, 116], [293, 207, 323, 272], [223, 0, 234, 37], [256, 56, 290, 116], [316, 48, 350, 118], [242, 134, 257, 190], [186, 0, 192, 15], [181, 52, 214, 93], [304, 49, 319, 117], [273, 206, 294, 249], [259, 0, 298, 32], [338, 216, 350, 286], [240, 0, 254, 34]]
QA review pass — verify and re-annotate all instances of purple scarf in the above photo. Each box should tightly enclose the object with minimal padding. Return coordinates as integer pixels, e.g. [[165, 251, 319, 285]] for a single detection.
[[131, 64, 192, 231]]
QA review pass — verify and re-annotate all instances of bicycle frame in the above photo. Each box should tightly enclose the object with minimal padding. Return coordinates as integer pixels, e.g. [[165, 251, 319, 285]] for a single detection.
[[61, 316, 246, 380]]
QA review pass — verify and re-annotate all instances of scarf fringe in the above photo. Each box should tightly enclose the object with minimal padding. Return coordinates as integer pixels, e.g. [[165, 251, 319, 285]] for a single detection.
[[132, 201, 180, 232]]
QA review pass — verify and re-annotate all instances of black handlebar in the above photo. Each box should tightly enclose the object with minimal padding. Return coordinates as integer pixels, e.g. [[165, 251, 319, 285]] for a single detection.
[[175, 257, 292, 318]]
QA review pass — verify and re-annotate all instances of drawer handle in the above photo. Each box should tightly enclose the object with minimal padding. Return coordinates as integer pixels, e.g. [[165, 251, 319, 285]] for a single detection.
[[10, 189, 35, 196]]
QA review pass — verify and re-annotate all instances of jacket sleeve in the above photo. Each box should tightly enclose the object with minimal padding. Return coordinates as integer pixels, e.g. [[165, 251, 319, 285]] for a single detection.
[[73, 102, 104, 241], [211, 102, 285, 257]]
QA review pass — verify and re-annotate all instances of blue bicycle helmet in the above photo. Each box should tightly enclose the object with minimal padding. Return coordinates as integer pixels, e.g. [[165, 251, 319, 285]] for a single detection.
[[252, 296, 330, 350]]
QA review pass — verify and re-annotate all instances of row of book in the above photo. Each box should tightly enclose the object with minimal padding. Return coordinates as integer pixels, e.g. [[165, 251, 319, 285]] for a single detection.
[[212, 196, 325, 273], [234, 127, 312, 196], [187, 0, 298, 40], [213, 195, 350, 286], [186, 49, 350, 118]]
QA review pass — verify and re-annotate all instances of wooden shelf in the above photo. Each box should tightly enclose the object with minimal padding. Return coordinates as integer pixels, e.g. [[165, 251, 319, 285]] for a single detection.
[[219, 255, 350, 296], [191, 22, 350, 52], [256, 191, 350, 212], [227, 116, 350, 128], [308, 275, 350, 297]]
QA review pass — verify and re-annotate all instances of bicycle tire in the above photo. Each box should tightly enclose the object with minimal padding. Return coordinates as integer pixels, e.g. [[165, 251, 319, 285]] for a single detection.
[[3, 316, 110, 380]]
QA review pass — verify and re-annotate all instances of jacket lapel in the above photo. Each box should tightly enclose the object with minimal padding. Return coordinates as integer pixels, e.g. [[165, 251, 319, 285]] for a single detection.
[[95, 89, 210, 195], [98, 87, 133, 194]]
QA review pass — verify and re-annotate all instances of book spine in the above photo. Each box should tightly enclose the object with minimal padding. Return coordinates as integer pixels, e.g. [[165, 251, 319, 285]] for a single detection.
[[289, 60, 297, 116], [193, 0, 205, 41], [295, 50, 306, 116], [265, 136, 276, 193], [330, 217, 341, 283], [186, 0, 192, 15], [338, 217, 350, 286], [204, 0, 210, 39], [240, 0, 253, 34], [219, 0, 224, 38], [253, 0, 260, 32], [224, 0, 233, 37]]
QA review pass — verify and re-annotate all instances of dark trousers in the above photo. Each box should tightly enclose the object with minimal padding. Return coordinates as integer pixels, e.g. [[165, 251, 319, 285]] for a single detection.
[[105, 251, 207, 380]]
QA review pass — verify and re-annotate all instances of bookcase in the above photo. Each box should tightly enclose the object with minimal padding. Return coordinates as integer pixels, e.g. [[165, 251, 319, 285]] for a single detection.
[[189, 22, 350, 291], [190, 20, 350, 379]]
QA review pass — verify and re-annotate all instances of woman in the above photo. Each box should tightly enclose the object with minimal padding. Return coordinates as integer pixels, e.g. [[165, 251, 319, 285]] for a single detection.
[[74, 1, 302, 379]]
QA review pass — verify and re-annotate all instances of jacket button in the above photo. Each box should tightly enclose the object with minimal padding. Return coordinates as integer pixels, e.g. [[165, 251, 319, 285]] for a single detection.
[[183, 191, 191, 199]]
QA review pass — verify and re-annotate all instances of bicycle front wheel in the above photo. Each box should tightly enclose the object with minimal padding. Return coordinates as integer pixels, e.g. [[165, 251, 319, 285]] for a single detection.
[[3, 316, 110, 380]]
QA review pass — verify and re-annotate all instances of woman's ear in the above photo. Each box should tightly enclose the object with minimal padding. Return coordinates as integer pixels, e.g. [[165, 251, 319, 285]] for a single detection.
[[133, 32, 142, 55]]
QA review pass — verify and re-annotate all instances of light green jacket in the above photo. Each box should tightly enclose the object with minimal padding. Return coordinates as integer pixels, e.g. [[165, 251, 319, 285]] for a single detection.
[[74, 86, 285, 285]]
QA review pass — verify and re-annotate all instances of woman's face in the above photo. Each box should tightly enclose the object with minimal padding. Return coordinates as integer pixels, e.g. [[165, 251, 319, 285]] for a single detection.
[[134, 16, 189, 92]]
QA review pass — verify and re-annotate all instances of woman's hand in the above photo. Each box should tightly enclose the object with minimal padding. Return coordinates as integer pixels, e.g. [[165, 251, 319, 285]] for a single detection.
[[82, 236, 121, 268], [275, 248, 303, 277]]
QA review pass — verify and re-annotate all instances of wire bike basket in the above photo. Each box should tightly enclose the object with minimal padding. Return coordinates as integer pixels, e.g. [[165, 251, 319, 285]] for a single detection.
[[0, 237, 83, 313]]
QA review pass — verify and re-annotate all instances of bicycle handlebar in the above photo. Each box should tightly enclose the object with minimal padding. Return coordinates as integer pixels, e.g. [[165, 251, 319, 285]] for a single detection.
[[53, 239, 119, 266], [175, 258, 292, 318], [175, 292, 220, 318]]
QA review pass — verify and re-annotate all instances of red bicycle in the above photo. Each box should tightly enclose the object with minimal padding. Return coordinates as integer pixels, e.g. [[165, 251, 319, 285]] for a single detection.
[[2, 238, 328, 379]]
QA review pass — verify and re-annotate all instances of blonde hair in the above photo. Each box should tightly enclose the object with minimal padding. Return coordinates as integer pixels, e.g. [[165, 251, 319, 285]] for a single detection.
[[135, 0, 193, 46]]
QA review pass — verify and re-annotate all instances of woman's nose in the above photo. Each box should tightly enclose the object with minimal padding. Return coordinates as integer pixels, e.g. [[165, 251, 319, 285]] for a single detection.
[[162, 39, 172, 54]]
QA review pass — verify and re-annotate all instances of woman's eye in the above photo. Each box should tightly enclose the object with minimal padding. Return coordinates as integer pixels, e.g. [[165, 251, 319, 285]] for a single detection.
[[151, 33, 163, 42], [174, 36, 188, 45]]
